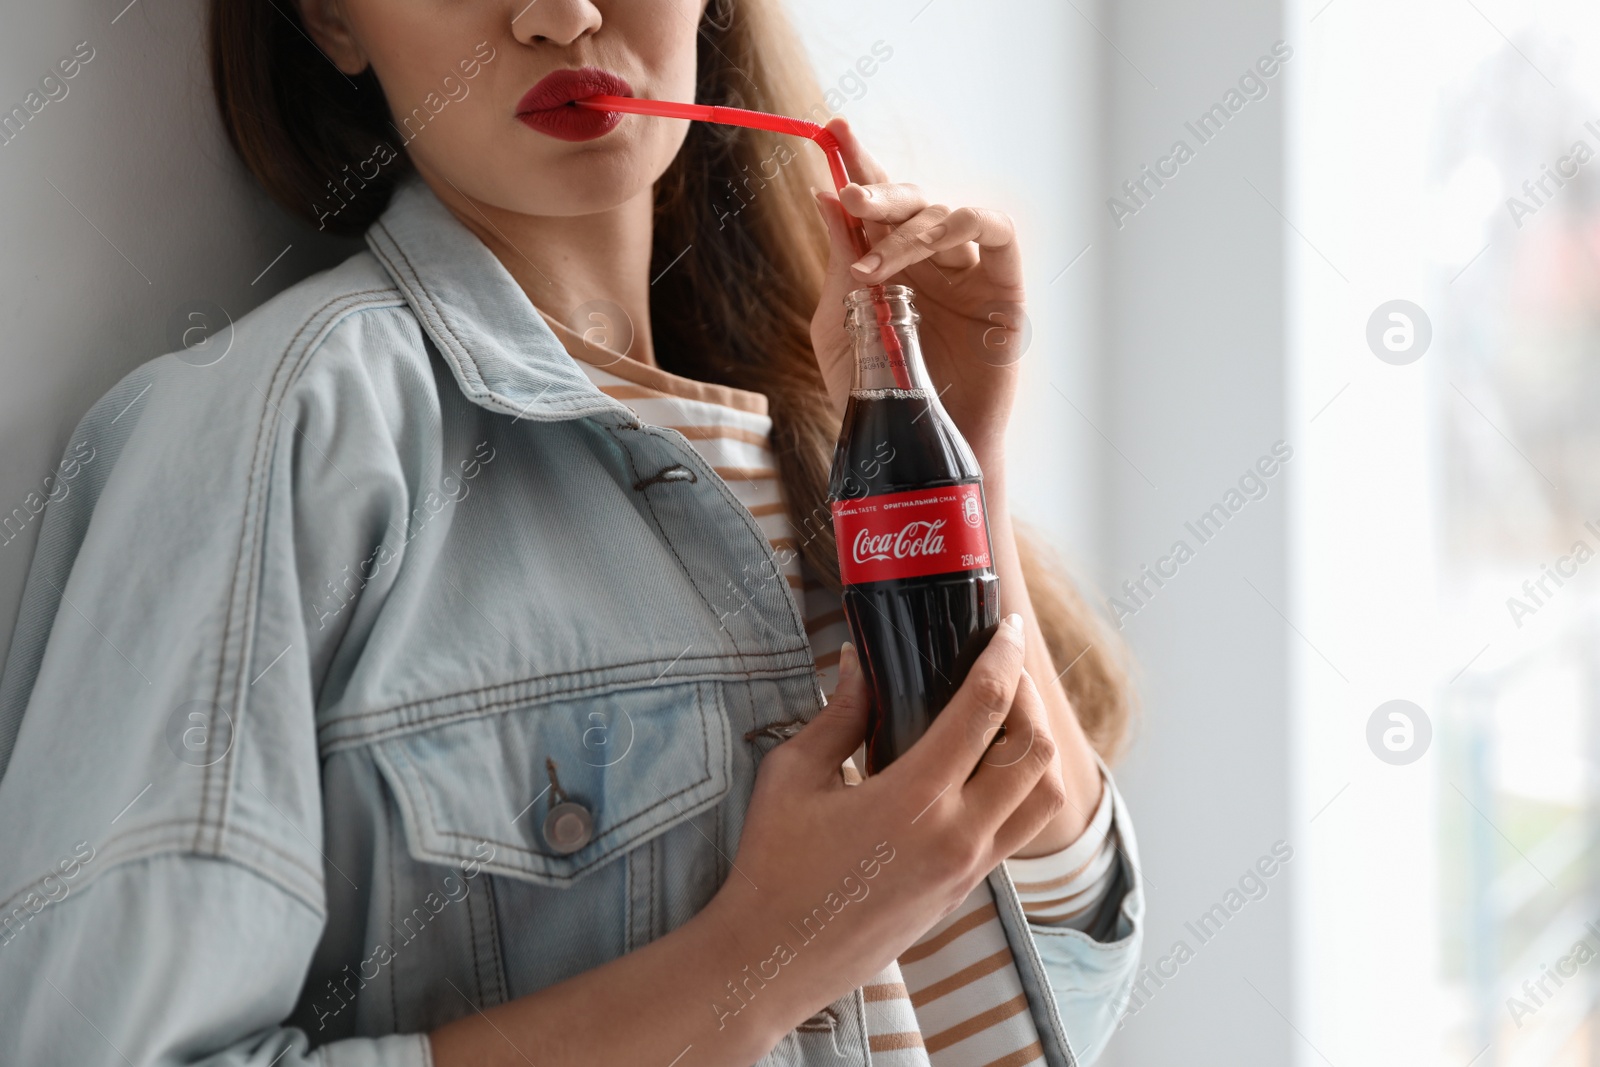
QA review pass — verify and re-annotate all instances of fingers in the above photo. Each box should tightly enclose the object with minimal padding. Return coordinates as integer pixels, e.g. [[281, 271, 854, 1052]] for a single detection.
[[839, 181, 932, 227], [971, 671, 1064, 857], [780, 642, 871, 777], [828, 115, 940, 266], [810, 187, 866, 400], [850, 205, 1022, 288], [822, 119, 1024, 290], [826, 116, 890, 188], [848, 203, 952, 283], [991, 773, 1069, 865], [893, 615, 1026, 787]]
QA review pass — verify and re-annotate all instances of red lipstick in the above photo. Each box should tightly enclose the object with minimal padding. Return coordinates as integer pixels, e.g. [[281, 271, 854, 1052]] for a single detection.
[[516, 67, 633, 141]]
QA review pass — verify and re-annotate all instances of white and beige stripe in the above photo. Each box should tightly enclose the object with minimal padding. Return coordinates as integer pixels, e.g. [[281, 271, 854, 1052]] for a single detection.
[[1009, 783, 1118, 926]]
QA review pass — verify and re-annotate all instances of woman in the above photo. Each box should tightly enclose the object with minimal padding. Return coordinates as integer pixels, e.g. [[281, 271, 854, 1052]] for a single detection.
[[0, 0, 1142, 1064]]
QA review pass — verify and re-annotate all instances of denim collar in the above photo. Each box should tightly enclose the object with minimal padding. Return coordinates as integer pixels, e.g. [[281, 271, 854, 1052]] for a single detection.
[[365, 172, 634, 424]]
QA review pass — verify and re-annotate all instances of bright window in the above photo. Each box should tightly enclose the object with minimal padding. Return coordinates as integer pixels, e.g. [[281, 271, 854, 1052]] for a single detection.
[[1293, 1, 1600, 1063]]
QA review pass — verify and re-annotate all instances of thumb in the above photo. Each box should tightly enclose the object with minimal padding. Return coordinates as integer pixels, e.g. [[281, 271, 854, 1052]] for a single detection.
[[812, 186, 863, 296], [789, 642, 871, 770], [809, 186, 863, 415]]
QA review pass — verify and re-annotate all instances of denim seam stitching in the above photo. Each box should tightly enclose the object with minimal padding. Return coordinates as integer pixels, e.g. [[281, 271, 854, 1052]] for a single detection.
[[197, 289, 403, 858], [389, 815, 402, 1027], [369, 221, 617, 416], [484, 874, 508, 1004], [317, 652, 809, 741], [321, 664, 807, 751], [648, 834, 658, 945], [0, 819, 326, 919], [465, 870, 487, 1005]]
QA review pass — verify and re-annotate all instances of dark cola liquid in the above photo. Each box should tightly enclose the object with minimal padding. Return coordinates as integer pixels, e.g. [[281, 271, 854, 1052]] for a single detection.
[[828, 390, 1000, 775]]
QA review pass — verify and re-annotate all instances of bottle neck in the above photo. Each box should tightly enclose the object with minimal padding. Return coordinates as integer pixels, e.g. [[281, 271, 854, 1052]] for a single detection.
[[847, 287, 935, 395]]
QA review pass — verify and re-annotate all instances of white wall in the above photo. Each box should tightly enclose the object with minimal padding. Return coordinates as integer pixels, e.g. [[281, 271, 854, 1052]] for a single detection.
[[1096, 2, 1294, 1065], [0, 0, 356, 672]]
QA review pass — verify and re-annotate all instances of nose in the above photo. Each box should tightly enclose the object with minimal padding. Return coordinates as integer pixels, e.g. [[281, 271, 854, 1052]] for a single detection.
[[511, 0, 603, 47]]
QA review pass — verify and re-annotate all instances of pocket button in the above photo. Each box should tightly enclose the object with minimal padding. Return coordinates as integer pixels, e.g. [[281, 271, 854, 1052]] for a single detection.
[[543, 801, 595, 854]]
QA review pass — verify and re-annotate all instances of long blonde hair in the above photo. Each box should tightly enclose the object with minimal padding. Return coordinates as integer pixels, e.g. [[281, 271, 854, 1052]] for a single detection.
[[209, 0, 1135, 759]]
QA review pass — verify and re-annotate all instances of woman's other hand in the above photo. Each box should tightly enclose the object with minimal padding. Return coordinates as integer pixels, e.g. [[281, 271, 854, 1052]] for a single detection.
[[808, 117, 1028, 479], [699, 614, 1065, 1043]]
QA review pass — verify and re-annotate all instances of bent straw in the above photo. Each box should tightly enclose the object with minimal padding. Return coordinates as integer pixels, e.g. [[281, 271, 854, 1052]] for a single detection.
[[576, 94, 913, 391]]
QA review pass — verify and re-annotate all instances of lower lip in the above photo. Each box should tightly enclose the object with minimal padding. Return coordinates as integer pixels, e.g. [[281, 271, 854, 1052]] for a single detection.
[[517, 105, 622, 142]]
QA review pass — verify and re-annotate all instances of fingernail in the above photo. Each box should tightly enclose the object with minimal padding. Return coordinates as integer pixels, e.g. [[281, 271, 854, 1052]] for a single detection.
[[839, 641, 859, 680], [1003, 613, 1023, 632], [847, 183, 874, 201], [851, 253, 882, 274], [917, 224, 947, 245]]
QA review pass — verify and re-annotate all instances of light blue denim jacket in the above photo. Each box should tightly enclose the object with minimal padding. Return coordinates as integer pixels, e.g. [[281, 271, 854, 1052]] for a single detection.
[[0, 172, 1142, 1067]]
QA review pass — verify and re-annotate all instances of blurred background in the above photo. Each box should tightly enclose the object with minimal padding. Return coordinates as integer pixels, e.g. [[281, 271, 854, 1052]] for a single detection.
[[2, 0, 1596, 1064]]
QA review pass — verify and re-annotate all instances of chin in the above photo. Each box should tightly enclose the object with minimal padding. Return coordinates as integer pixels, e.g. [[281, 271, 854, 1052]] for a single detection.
[[544, 149, 666, 214], [434, 132, 673, 219]]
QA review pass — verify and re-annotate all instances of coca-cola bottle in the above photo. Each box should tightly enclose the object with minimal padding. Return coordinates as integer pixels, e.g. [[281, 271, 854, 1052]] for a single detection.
[[828, 284, 1001, 775]]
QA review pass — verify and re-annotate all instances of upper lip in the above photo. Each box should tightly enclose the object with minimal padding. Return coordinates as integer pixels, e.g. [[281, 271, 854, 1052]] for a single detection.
[[516, 67, 634, 114]]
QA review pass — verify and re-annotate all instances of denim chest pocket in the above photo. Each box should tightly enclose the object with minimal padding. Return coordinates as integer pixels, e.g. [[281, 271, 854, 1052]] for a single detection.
[[370, 678, 732, 885]]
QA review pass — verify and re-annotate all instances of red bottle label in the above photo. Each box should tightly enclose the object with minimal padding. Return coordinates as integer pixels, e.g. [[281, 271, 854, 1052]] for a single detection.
[[831, 483, 993, 585]]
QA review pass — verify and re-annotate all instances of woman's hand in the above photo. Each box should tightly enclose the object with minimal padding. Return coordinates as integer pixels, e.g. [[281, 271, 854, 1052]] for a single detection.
[[809, 117, 1028, 478], [696, 615, 1067, 1048], [431, 619, 1066, 1067]]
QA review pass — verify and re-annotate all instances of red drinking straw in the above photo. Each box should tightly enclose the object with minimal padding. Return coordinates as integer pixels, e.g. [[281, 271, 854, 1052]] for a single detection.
[[576, 94, 913, 391]]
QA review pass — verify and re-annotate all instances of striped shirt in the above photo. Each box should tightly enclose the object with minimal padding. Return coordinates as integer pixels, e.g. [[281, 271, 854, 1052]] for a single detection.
[[557, 329, 1121, 1066]]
